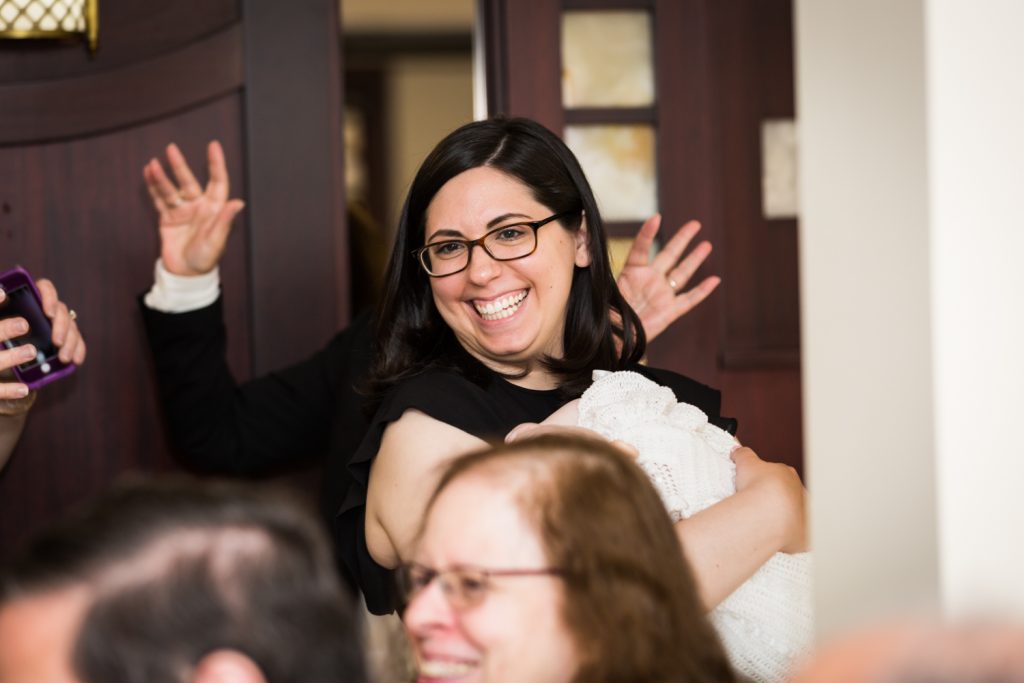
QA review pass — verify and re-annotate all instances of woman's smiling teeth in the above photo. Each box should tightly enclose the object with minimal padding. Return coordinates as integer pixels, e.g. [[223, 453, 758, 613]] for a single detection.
[[419, 658, 477, 678], [473, 290, 528, 321]]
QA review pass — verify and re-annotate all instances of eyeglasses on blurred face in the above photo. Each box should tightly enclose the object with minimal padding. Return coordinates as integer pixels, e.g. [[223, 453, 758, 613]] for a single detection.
[[398, 561, 564, 611]]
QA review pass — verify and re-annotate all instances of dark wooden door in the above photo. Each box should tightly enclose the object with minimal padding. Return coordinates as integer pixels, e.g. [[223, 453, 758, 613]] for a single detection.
[[0, 0, 347, 556], [482, 0, 803, 470]]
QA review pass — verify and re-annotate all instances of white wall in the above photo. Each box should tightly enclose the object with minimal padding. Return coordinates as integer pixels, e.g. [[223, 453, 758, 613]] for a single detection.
[[798, 0, 1024, 637], [796, 1, 940, 638], [925, 1, 1024, 618]]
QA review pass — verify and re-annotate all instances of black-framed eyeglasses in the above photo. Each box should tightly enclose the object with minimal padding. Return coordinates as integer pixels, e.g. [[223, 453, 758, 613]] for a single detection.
[[397, 561, 564, 610], [412, 211, 576, 278]]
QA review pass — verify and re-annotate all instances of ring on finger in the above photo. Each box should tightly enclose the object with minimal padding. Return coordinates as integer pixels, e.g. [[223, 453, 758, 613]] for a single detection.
[[668, 277, 679, 291], [166, 196, 183, 208], [69, 309, 78, 322]]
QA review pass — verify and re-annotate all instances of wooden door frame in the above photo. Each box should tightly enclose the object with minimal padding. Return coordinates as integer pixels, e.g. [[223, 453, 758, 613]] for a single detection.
[[242, 0, 349, 375]]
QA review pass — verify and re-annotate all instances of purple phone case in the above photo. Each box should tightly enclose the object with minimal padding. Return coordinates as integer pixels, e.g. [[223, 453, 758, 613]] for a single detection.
[[0, 266, 77, 390]]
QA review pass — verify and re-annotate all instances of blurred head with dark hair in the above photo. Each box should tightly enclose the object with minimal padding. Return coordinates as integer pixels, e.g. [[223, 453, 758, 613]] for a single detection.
[[0, 477, 367, 683], [401, 433, 736, 683]]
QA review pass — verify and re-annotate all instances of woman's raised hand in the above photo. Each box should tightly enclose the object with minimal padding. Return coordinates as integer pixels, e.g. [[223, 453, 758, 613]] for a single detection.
[[143, 141, 245, 276], [731, 447, 808, 554], [617, 214, 721, 342]]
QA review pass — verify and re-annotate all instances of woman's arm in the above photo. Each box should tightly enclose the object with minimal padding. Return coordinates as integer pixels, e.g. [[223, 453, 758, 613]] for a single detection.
[[365, 409, 489, 568], [140, 142, 368, 476], [677, 447, 808, 610], [141, 301, 370, 474], [509, 417, 806, 612]]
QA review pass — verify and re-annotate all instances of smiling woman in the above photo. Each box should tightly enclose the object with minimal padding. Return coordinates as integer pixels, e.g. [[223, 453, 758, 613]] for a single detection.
[[401, 433, 738, 683], [338, 117, 806, 617], [365, 116, 643, 400], [421, 167, 591, 378]]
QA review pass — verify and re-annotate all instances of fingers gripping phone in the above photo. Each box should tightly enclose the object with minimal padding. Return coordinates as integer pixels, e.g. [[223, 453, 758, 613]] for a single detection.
[[0, 267, 76, 390]]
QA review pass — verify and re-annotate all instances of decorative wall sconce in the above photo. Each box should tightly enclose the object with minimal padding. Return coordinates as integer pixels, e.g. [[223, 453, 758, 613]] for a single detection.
[[0, 0, 98, 53]]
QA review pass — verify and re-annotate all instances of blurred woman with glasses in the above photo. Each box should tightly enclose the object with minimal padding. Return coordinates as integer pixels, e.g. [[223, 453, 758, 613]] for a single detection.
[[400, 433, 738, 683]]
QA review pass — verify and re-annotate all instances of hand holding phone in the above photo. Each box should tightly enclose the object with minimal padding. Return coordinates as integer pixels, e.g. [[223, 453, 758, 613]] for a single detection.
[[0, 268, 84, 392]]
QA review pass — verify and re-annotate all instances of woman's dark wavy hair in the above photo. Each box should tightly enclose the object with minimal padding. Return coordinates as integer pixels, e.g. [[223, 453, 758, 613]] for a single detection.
[[367, 117, 646, 408]]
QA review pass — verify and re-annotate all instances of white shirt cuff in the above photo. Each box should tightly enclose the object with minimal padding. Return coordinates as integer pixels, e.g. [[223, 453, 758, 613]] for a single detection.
[[143, 259, 221, 313]]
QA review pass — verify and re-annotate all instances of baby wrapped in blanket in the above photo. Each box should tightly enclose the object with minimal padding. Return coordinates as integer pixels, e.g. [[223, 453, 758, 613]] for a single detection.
[[539, 370, 813, 683]]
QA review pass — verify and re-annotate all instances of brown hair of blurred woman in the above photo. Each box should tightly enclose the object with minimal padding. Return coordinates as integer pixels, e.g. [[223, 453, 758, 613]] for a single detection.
[[426, 432, 738, 683]]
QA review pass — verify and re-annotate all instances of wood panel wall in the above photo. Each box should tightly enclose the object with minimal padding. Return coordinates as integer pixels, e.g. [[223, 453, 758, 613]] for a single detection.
[[712, 0, 803, 468], [0, 0, 346, 558]]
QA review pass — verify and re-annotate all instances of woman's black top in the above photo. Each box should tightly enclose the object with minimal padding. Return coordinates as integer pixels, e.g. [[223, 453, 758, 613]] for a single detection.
[[339, 365, 730, 614]]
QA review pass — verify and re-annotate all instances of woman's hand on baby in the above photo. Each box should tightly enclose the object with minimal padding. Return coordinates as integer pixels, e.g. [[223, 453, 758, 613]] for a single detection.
[[506, 422, 595, 443], [505, 422, 640, 459], [731, 447, 808, 554], [143, 141, 245, 277], [616, 214, 720, 342]]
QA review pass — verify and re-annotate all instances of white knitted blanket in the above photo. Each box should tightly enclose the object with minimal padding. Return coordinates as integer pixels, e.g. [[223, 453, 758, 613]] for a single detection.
[[577, 370, 814, 683]]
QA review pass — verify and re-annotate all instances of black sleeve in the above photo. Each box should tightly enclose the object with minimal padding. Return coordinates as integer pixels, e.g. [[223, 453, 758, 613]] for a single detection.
[[335, 371, 505, 615], [140, 295, 371, 475]]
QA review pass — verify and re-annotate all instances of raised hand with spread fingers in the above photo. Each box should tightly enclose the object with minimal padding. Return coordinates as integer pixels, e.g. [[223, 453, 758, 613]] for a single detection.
[[616, 214, 721, 342], [143, 141, 245, 277]]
